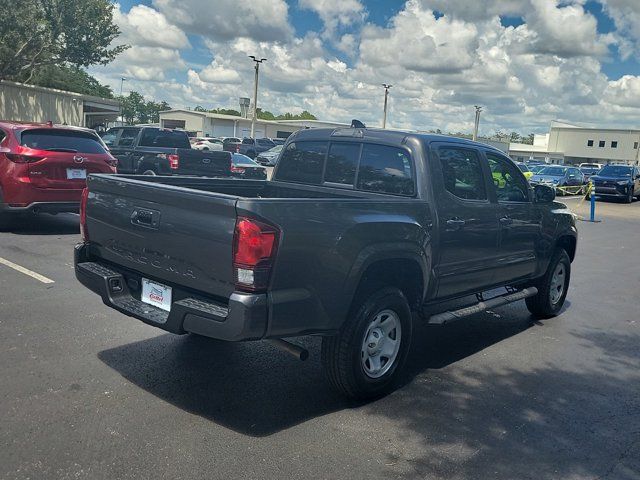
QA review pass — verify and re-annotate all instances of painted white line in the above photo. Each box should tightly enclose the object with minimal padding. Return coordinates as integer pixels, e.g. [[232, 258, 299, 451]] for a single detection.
[[0, 257, 54, 284]]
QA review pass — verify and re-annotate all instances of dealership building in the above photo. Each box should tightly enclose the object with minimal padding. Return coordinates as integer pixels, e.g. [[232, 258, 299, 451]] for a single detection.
[[0, 80, 120, 129], [159, 109, 348, 139], [509, 121, 640, 165]]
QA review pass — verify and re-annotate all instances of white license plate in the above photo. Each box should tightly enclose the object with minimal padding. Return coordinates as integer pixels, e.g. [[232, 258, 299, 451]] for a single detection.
[[141, 278, 172, 312], [66, 168, 87, 180]]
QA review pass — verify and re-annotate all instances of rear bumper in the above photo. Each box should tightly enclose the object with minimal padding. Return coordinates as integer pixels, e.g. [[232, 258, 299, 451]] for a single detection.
[[74, 243, 267, 341], [1, 201, 79, 214]]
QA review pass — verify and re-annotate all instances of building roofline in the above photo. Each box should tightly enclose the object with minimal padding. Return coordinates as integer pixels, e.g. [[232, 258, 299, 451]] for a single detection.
[[159, 109, 349, 127]]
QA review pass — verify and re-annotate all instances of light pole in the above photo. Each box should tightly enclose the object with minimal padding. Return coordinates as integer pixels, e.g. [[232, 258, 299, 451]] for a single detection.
[[382, 84, 392, 129], [119, 77, 126, 125], [249, 56, 267, 138], [473, 105, 482, 141]]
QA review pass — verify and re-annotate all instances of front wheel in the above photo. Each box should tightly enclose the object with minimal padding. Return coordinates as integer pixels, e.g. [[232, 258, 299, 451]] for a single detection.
[[626, 188, 634, 203], [321, 287, 412, 399], [526, 249, 571, 318]]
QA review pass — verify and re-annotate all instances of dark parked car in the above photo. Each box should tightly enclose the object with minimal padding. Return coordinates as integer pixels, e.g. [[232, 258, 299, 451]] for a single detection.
[[75, 126, 577, 399], [530, 166, 585, 194], [0, 121, 117, 228], [271, 138, 287, 146], [231, 154, 267, 179], [580, 165, 601, 180], [255, 145, 283, 166], [238, 137, 276, 158], [590, 165, 640, 203], [102, 126, 230, 177], [221, 137, 242, 153]]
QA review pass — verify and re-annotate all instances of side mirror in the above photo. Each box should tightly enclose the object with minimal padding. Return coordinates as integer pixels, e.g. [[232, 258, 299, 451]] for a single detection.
[[533, 184, 556, 203]]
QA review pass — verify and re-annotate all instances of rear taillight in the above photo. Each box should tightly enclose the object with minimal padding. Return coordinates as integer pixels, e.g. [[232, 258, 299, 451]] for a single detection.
[[235, 145, 240, 153], [80, 187, 89, 241], [233, 217, 279, 292], [5, 153, 44, 163], [105, 156, 118, 168], [168, 154, 179, 169], [230, 165, 245, 174]]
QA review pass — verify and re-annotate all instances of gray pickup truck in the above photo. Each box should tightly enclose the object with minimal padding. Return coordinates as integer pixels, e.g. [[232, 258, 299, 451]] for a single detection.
[[75, 125, 577, 399]]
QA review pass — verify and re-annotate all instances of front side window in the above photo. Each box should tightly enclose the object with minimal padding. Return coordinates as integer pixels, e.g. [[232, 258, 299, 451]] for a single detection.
[[119, 128, 139, 147], [486, 153, 529, 202], [324, 143, 360, 185], [139, 128, 190, 148], [438, 147, 486, 200], [356, 144, 414, 195], [276, 141, 327, 184]]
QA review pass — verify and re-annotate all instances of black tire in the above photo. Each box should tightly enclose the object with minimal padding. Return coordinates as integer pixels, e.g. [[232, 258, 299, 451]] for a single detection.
[[321, 287, 413, 399], [526, 249, 571, 319], [0, 211, 14, 231], [141, 168, 157, 176], [626, 188, 634, 203]]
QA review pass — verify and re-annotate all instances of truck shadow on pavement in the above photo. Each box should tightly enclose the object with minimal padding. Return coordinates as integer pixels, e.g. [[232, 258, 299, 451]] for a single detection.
[[98, 305, 536, 438], [2, 213, 79, 235], [98, 306, 640, 478]]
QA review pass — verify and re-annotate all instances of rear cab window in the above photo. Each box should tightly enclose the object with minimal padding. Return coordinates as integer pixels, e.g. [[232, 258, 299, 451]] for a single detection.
[[20, 129, 107, 154], [437, 147, 487, 201], [139, 128, 190, 149], [275, 140, 416, 196]]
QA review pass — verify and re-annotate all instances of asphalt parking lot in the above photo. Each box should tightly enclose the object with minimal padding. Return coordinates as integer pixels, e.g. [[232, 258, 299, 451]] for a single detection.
[[1, 196, 639, 480]]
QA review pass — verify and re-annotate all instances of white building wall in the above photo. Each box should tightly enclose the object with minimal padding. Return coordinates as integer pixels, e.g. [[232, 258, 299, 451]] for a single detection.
[[159, 111, 205, 133], [548, 127, 640, 164]]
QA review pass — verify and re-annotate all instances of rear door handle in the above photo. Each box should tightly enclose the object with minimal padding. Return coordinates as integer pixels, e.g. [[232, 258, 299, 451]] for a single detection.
[[446, 218, 466, 230], [499, 216, 513, 226]]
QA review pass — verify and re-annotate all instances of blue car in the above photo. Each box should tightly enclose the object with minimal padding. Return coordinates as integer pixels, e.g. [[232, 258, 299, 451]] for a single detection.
[[590, 165, 640, 203]]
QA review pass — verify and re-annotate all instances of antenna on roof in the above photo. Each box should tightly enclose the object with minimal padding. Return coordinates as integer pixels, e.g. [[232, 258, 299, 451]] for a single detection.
[[351, 119, 366, 129]]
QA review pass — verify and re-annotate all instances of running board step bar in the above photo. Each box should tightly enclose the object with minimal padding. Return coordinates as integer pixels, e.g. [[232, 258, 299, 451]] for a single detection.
[[427, 287, 538, 325]]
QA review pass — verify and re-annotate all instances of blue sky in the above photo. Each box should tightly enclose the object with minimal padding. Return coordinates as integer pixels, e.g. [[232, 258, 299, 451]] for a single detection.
[[96, 0, 640, 133]]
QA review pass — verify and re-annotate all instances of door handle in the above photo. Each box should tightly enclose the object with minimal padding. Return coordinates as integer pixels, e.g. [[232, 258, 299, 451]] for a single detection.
[[499, 216, 513, 226], [446, 218, 466, 230]]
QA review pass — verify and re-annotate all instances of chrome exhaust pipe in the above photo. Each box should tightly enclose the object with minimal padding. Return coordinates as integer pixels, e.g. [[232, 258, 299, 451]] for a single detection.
[[268, 339, 309, 361]]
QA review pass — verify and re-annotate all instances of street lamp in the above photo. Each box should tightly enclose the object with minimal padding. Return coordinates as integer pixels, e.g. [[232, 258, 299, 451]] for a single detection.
[[382, 84, 392, 129], [249, 56, 267, 138], [473, 105, 482, 141], [119, 77, 127, 125]]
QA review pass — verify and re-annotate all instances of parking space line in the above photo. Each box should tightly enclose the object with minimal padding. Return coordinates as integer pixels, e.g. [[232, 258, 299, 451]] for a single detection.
[[0, 257, 54, 284]]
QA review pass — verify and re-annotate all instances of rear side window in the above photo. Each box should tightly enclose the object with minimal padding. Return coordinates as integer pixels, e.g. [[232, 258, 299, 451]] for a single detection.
[[139, 128, 190, 148], [242, 138, 254, 144], [101, 129, 119, 146], [438, 147, 487, 200], [325, 143, 360, 185], [276, 141, 327, 184], [356, 144, 414, 195], [20, 129, 107, 154]]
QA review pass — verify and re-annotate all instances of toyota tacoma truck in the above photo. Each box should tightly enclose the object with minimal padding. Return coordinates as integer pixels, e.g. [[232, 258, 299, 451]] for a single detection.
[[75, 125, 577, 399]]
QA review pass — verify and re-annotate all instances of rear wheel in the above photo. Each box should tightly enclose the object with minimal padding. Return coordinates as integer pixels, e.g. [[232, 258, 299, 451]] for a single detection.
[[525, 249, 571, 318], [142, 168, 157, 176], [321, 287, 412, 399]]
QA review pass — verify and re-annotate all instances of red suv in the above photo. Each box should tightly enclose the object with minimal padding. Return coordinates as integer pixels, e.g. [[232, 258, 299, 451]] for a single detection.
[[0, 121, 117, 227]]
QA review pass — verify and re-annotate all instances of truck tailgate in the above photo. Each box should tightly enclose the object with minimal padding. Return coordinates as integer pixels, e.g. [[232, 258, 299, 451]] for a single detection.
[[85, 175, 237, 299]]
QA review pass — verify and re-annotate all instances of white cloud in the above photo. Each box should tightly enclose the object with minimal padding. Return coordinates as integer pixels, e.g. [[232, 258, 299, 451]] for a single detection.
[[599, 0, 640, 60], [299, 0, 366, 38], [152, 0, 293, 42], [114, 4, 190, 49]]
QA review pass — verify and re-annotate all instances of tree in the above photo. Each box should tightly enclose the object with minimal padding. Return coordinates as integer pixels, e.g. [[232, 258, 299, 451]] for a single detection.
[[510, 131, 521, 143], [27, 64, 114, 98], [0, 0, 128, 82], [119, 91, 171, 124]]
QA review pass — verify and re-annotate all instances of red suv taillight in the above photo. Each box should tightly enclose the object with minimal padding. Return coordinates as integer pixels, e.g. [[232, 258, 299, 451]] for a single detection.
[[233, 217, 279, 292], [168, 154, 179, 169], [80, 187, 89, 241], [105, 156, 118, 168], [5, 153, 44, 163], [230, 164, 245, 174], [235, 144, 240, 153]]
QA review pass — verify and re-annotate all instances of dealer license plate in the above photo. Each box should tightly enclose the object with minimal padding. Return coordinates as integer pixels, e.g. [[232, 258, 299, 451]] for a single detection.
[[141, 278, 172, 312], [66, 168, 87, 180]]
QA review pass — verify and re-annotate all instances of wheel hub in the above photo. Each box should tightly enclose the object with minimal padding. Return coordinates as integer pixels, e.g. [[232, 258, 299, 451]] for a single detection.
[[361, 309, 402, 379]]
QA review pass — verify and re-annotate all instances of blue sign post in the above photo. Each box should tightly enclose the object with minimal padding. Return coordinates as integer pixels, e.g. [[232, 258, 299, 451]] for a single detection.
[[589, 182, 596, 222]]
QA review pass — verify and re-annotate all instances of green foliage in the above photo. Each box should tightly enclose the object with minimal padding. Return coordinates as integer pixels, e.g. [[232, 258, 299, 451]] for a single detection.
[[0, 0, 128, 82], [192, 106, 315, 120], [27, 65, 114, 98], [120, 91, 170, 124]]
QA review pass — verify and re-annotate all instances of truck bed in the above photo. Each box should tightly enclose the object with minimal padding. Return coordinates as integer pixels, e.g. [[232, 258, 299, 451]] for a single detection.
[[81, 174, 429, 337]]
